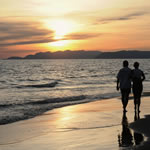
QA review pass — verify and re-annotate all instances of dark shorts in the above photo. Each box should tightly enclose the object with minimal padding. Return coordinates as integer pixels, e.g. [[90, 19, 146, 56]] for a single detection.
[[120, 88, 131, 102], [121, 88, 131, 94], [133, 82, 143, 98]]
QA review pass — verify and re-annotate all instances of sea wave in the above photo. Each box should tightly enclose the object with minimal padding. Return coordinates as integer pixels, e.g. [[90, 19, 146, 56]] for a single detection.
[[0, 80, 6, 83], [0, 95, 87, 125], [0, 104, 14, 108], [27, 95, 86, 105], [16, 81, 58, 88]]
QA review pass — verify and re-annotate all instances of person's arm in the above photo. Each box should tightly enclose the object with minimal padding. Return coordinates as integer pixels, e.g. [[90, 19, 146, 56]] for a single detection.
[[141, 71, 145, 81], [117, 78, 120, 91], [116, 71, 120, 91]]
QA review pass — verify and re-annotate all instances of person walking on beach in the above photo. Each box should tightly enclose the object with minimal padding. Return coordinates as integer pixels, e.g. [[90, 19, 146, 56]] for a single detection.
[[117, 60, 132, 112], [132, 62, 145, 112]]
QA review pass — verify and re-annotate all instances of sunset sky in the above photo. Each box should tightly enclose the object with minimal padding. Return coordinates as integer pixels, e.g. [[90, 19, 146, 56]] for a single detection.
[[0, 0, 150, 58]]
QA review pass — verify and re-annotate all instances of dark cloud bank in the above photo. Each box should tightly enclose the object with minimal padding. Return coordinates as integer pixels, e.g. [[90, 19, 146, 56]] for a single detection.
[[96, 11, 147, 24], [0, 20, 56, 47]]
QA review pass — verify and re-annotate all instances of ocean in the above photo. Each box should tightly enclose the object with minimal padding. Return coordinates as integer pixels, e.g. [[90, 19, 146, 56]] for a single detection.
[[0, 59, 149, 125]]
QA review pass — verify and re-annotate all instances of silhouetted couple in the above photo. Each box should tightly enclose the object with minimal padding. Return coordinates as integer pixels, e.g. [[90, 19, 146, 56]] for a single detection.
[[117, 60, 145, 112]]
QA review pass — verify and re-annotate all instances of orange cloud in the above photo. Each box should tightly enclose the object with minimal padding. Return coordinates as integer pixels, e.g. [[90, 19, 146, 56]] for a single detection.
[[63, 32, 101, 40]]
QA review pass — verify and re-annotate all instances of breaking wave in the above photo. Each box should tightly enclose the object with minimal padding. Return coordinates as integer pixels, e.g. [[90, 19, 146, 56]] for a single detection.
[[16, 81, 58, 88]]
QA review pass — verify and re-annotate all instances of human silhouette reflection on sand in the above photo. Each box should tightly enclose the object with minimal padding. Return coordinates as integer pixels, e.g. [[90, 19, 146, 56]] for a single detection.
[[118, 112, 144, 148], [133, 111, 144, 145], [118, 112, 133, 147]]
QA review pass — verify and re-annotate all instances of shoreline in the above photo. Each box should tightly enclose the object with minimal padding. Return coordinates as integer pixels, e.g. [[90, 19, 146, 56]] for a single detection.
[[0, 97, 150, 150], [1, 92, 150, 126], [0, 95, 121, 125]]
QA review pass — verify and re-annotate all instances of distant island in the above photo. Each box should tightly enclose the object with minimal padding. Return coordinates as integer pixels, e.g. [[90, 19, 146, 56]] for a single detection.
[[8, 50, 150, 59], [8, 50, 101, 59], [96, 50, 150, 59]]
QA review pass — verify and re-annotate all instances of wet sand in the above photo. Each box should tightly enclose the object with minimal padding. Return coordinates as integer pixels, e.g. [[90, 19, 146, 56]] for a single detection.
[[0, 97, 150, 150]]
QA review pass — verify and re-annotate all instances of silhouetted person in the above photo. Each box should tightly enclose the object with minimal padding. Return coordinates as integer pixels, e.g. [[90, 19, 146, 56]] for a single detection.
[[132, 62, 145, 112], [133, 111, 144, 145], [118, 112, 133, 147], [117, 60, 132, 112]]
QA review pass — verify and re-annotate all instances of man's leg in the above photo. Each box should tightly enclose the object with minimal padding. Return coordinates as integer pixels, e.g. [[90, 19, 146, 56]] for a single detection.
[[133, 87, 138, 111], [137, 92, 142, 112], [134, 91, 142, 112], [124, 90, 130, 111], [121, 90, 128, 112], [137, 98, 141, 112], [137, 89, 142, 112], [134, 94, 137, 111]]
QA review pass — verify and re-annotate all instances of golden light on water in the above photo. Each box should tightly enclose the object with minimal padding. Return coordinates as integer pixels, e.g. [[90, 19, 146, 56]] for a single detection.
[[54, 106, 76, 130]]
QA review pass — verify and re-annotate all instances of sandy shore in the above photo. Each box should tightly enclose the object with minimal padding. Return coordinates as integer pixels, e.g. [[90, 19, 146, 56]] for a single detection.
[[0, 97, 150, 150]]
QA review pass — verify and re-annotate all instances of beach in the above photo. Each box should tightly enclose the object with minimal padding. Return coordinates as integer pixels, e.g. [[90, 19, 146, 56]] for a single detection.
[[0, 96, 150, 150], [1, 0, 150, 149]]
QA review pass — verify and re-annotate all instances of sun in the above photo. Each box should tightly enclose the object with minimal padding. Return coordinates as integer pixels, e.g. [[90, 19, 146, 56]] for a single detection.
[[50, 40, 69, 47], [50, 19, 75, 39], [44, 18, 77, 47]]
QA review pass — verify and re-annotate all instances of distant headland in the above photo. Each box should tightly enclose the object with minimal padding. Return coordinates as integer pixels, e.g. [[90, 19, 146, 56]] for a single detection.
[[8, 50, 150, 59]]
